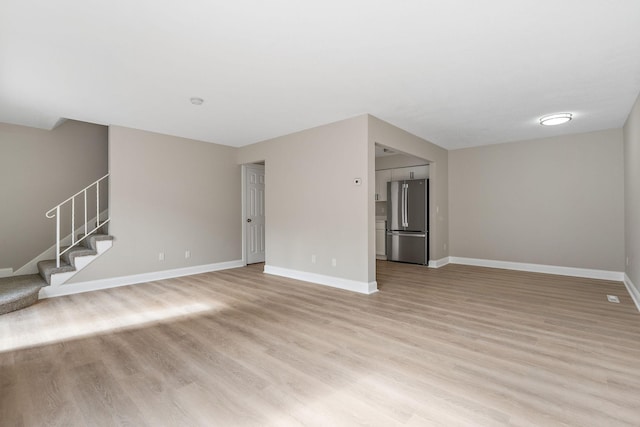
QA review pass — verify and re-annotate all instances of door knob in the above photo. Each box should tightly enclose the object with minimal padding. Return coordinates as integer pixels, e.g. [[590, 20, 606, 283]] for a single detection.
[[247, 218, 252, 223]]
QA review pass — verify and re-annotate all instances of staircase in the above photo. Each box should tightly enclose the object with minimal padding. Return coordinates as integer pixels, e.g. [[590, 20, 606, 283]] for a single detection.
[[37, 231, 113, 286], [0, 175, 113, 315]]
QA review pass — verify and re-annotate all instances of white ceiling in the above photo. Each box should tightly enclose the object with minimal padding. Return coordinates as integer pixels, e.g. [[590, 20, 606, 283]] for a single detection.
[[2, 1, 640, 150]]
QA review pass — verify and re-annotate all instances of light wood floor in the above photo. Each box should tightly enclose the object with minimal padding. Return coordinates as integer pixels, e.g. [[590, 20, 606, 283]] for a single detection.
[[1, 261, 639, 426]]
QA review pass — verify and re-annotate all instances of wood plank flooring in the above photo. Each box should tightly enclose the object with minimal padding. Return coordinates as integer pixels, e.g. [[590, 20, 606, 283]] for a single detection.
[[1, 261, 639, 426]]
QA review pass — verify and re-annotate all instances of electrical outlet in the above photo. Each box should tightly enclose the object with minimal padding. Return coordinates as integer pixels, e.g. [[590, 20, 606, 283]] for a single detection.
[[158, 252, 165, 261], [332, 258, 337, 267], [185, 250, 191, 259], [607, 295, 620, 303], [311, 254, 316, 264]]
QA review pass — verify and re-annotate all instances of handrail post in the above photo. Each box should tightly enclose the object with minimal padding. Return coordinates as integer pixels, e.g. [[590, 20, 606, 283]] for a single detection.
[[84, 189, 88, 237], [55, 206, 60, 268], [96, 180, 100, 228], [71, 197, 75, 245]]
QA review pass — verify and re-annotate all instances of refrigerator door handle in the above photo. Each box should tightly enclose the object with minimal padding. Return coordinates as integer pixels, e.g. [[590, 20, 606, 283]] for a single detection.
[[387, 231, 426, 238], [403, 183, 409, 227], [405, 183, 409, 227], [401, 184, 404, 227], [406, 183, 410, 227], [400, 184, 403, 227]]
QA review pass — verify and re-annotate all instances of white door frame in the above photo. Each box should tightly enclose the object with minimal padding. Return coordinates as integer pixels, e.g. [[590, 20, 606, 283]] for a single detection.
[[241, 163, 266, 265]]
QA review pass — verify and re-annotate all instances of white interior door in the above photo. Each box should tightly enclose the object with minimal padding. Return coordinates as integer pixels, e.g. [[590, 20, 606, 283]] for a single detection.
[[245, 164, 265, 264]]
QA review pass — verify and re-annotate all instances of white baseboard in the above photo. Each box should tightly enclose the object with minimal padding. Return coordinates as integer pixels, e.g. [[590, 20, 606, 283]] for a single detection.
[[428, 257, 450, 268], [0, 268, 13, 278], [39, 259, 244, 298], [448, 257, 624, 281], [624, 274, 640, 312], [264, 265, 378, 295]]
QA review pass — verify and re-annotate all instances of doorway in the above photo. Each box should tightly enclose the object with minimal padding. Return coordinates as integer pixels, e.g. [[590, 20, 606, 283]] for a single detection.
[[244, 163, 265, 264], [374, 143, 431, 266]]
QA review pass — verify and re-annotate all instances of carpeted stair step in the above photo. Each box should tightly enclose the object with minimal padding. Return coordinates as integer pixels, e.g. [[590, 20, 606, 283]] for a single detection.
[[76, 225, 109, 242], [62, 245, 97, 267], [0, 274, 46, 315], [82, 233, 114, 251], [37, 259, 75, 285]]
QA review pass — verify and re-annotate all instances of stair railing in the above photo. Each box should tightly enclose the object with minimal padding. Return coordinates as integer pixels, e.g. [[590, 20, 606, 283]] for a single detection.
[[45, 173, 110, 268]]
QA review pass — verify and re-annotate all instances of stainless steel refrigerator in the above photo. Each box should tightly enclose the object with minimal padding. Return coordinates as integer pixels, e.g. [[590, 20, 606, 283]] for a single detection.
[[386, 179, 428, 265]]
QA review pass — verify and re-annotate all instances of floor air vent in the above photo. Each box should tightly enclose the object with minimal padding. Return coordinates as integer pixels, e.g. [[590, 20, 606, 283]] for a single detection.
[[607, 295, 620, 303]]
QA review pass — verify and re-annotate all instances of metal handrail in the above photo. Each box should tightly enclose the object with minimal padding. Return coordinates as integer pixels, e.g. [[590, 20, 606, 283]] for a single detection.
[[45, 174, 110, 268]]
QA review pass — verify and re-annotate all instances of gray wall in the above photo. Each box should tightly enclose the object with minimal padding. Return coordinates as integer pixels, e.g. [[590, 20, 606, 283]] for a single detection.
[[7, 112, 629, 288], [368, 115, 449, 261], [624, 93, 640, 285], [449, 129, 625, 272], [0, 120, 108, 271], [69, 126, 241, 282], [237, 115, 372, 283]]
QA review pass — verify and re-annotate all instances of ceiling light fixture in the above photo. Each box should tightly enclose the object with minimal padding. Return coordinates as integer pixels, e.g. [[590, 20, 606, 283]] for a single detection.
[[190, 97, 204, 106], [539, 113, 572, 126]]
